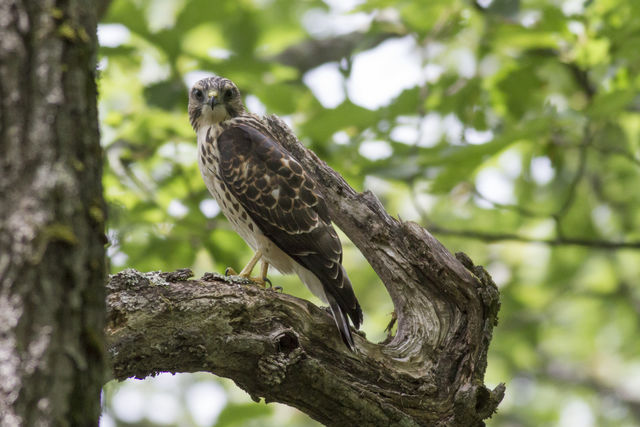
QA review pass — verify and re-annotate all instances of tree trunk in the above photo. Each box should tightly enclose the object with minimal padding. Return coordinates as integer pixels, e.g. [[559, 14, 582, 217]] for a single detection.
[[0, 1, 106, 425], [106, 117, 504, 426]]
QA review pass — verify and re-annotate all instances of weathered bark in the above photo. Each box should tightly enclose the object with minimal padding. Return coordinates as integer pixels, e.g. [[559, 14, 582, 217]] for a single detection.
[[106, 116, 504, 426], [0, 1, 106, 425]]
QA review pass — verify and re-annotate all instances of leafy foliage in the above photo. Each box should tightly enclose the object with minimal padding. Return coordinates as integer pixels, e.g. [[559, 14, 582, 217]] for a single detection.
[[99, 0, 640, 425]]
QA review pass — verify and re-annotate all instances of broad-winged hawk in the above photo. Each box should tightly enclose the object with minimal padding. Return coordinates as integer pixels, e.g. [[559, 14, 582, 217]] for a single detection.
[[188, 76, 363, 349]]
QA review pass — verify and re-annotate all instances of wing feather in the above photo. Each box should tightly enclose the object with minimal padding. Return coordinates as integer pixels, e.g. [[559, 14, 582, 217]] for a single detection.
[[216, 124, 363, 337]]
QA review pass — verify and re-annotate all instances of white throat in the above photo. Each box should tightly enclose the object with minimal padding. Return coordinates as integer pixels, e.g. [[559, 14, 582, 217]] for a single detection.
[[198, 104, 229, 128]]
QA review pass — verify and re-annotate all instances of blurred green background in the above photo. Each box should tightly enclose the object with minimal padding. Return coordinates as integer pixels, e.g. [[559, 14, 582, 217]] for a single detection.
[[98, 0, 640, 425]]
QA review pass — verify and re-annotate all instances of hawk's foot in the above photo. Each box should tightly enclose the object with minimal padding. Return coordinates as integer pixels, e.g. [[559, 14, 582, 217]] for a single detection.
[[226, 256, 271, 288], [262, 278, 283, 292], [225, 267, 272, 288], [245, 275, 282, 291], [247, 275, 269, 288]]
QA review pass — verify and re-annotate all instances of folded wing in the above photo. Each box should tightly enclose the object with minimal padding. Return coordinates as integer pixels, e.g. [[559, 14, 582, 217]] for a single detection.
[[216, 124, 363, 347]]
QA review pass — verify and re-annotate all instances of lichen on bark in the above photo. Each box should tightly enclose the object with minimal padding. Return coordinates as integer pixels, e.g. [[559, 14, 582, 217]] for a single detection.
[[0, 1, 107, 425]]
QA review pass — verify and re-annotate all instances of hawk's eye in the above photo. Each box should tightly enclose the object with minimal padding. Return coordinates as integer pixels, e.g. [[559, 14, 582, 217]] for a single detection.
[[224, 88, 234, 100], [193, 89, 204, 101]]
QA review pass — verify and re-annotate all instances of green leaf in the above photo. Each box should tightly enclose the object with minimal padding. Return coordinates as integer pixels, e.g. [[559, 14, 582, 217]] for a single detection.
[[301, 101, 378, 141], [587, 90, 636, 118], [215, 403, 272, 426], [143, 80, 186, 111], [102, 0, 149, 37], [430, 118, 549, 193]]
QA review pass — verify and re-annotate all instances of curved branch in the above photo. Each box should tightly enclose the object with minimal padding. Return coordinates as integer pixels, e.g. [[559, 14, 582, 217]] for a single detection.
[[266, 115, 501, 373], [108, 270, 425, 425], [272, 31, 401, 74], [427, 225, 640, 250], [107, 268, 502, 426], [107, 117, 504, 425]]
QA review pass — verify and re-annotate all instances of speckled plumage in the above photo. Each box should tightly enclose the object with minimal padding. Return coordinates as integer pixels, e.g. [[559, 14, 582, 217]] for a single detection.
[[188, 76, 362, 349]]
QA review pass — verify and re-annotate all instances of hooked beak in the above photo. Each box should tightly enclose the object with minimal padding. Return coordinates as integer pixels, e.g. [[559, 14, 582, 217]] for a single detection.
[[207, 90, 219, 109]]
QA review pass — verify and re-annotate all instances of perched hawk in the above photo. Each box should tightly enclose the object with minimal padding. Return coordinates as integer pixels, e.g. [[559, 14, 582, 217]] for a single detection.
[[188, 76, 363, 349]]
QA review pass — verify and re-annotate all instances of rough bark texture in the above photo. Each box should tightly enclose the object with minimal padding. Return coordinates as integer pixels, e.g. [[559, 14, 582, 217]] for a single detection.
[[106, 115, 504, 426], [0, 1, 106, 425]]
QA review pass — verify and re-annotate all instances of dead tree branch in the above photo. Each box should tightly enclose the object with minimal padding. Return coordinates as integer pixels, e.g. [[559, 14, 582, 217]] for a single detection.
[[107, 116, 504, 426]]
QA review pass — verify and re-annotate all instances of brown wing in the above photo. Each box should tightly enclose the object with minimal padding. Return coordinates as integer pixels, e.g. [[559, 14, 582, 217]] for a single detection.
[[216, 123, 362, 345]]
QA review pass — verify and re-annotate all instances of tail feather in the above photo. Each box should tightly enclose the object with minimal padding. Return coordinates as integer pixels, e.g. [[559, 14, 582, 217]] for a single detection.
[[338, 266, 363, 329], [324, 266, 362, 351], [326, 293, 355, 350]]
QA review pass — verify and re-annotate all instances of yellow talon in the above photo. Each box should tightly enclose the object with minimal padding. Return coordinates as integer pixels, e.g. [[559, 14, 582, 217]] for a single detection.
[[225, 256, 271, 288]]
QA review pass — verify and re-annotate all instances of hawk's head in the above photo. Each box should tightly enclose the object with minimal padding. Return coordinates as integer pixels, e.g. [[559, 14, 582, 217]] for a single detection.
[[188, 76, 245, 130]]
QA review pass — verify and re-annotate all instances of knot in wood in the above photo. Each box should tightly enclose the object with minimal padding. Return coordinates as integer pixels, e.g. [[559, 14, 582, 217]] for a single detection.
[[275, 329, 299, 353], [455, 251, 475, 270], [454, 382, 505, 422], [257, 330, 306, 386]]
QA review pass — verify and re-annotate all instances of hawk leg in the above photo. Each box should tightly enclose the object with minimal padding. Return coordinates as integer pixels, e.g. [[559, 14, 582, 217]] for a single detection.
[[225, 251, 272, 288], [224, 250, 262, 277], [259, 262, 282, 292], [239, 250, 262, 276]]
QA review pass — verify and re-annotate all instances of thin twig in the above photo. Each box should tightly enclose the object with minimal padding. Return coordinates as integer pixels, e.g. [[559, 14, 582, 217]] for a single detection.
[[553, 126, 591, 239], [471, 187, 548, 218], [555, 128, 591, 218], [428, 225, 640, 249]]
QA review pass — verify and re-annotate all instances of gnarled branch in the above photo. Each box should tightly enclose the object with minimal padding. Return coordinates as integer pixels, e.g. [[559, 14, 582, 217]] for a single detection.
[[107, 116, 504, 426]]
